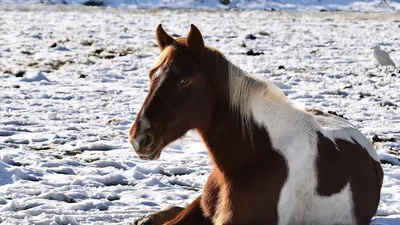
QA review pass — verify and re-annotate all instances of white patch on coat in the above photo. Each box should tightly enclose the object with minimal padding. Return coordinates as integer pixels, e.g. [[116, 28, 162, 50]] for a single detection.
[[249, 97, 356, 224], [225, 60, 380, 224]]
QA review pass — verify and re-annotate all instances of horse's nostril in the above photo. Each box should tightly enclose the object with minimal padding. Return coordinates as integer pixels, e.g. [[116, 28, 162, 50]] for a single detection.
[[142, 133, 154, 148]]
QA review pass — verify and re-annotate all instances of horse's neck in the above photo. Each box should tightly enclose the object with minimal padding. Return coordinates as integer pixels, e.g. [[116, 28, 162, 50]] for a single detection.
[[197, 68, 297, 179]]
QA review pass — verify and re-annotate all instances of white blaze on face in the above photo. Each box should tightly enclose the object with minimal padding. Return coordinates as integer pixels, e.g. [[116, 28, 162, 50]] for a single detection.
[[132, 114, 151, 151], [153, 67, 163, 79], [149, 67, 167, 92]]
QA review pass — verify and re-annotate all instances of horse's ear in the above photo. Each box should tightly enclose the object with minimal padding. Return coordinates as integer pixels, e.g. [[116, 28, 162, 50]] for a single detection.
[[187, 24, 204, 57], [156, 24, 174, 51]]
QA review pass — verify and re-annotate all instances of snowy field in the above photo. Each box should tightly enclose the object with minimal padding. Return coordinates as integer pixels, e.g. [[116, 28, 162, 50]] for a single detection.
[[0, 4, 400, 225], [0, 0, 400, 12]]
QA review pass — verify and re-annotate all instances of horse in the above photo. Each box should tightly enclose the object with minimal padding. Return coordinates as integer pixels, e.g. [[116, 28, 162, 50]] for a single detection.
[[129, 24, 383, 225]]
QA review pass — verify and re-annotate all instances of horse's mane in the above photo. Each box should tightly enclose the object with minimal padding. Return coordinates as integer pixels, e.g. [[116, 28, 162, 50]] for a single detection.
[[202, 46, 290, 129]]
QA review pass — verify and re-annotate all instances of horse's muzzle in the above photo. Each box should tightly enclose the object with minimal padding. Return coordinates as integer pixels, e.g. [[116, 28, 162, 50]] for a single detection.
[[130, 128, 163, 160]]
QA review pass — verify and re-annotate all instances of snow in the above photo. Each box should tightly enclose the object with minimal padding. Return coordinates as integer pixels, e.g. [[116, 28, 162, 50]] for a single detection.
[[1, 0, 400, 12], [18, 71, 51, 83], [0, 4, 399, 225]]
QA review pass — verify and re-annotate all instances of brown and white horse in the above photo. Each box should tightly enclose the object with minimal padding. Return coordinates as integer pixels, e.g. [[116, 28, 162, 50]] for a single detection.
[[129, 24, 383, 225]]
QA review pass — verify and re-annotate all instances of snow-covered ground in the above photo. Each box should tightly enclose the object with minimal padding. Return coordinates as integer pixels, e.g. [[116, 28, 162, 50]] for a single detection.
[[1, 0, 400, 12], [0, 4, 400, 225]]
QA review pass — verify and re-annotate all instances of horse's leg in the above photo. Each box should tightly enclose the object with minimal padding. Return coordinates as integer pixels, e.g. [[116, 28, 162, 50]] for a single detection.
[[136, 170, 219, 225], [164, 197, 212, 225], [134, 206, 185, 225]]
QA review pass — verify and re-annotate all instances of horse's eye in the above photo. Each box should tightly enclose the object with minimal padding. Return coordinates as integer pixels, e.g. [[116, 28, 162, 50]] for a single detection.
[[177, 79, 191, 87]]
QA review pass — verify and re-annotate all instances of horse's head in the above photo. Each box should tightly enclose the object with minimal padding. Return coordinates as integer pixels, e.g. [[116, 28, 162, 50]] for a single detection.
[[129, 24, 215, 160]]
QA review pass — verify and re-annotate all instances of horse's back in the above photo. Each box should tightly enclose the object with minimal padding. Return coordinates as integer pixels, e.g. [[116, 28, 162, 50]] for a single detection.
[[307, 110, 383, 225], [312, 111, 379, 161]]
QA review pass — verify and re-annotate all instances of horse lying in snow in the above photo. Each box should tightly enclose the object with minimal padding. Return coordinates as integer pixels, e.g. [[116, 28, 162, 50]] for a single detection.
[[129, 24, 383, 225]]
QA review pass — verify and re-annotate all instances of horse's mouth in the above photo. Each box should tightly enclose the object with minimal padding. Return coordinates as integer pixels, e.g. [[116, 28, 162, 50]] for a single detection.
[[138, 142, 163, 160]]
